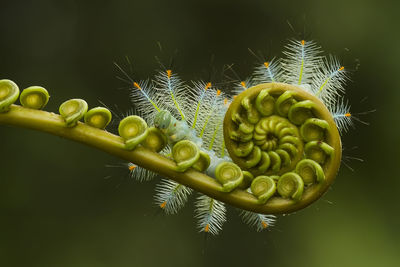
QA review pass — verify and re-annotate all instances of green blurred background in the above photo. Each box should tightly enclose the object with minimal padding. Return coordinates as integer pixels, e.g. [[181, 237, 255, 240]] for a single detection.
[[1, 0, 399, 266]]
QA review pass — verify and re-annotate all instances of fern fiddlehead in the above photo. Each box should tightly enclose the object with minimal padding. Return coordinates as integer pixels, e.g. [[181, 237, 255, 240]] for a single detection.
[[0, 38, 364, 235], [224, 82, 341, 212]]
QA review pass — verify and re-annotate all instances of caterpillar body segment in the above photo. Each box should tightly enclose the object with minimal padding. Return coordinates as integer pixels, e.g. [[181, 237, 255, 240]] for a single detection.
[[154, 110, 202, 146]]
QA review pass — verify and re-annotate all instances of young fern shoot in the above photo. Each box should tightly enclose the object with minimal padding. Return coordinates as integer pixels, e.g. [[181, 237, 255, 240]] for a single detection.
[[0, 37, 369, 237]]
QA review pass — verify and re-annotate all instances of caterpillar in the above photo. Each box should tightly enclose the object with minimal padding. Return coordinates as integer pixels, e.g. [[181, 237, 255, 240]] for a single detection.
[[0, 38, 366, 236]]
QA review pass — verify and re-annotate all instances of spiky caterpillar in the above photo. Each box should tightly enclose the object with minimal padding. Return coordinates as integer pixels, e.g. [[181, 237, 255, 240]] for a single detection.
[[0, 39, 362, 235]]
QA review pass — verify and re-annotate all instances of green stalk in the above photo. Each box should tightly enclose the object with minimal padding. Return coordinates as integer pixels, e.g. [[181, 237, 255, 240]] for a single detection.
[[0, 104, 338, 214]]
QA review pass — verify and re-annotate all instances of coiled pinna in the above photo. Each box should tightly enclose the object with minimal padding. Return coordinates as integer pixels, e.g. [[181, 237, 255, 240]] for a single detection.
[[224, 82, 341, 212]]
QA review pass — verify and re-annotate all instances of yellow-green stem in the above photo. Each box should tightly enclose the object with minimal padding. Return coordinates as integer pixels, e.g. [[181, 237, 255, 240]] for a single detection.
[[1, 104, 339, 214]]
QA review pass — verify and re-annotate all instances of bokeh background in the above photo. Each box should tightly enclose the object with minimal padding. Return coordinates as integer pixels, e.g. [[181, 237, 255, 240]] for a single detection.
[[1, 0, 399, 266]]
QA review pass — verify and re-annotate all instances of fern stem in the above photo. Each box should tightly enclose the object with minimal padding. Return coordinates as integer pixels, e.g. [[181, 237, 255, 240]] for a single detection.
[[0, 104, 336, 215]]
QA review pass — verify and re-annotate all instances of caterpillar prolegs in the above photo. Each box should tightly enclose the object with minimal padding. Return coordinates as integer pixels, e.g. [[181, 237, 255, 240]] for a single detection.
[[0, 39, 360, 235]]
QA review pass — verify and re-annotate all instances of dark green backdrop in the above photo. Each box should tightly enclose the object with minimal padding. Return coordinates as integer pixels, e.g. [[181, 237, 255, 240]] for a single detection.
[[1, 0, 399, 266]]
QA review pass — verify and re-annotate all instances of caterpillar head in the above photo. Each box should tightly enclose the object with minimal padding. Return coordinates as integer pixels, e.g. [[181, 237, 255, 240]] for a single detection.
[[154, 110, 172, 131], [224, 82, 341, 213]]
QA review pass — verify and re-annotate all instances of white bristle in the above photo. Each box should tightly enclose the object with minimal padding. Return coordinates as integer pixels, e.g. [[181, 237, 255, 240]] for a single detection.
[[129, 79, 167, 122], [194, 194, 226, 235], [282, 39, 322, 86], [154, 70, 187, 121], [154, 179, 193, 215], [184, 81, 218, 130], [240, 210, 276, 232], [329, 97, 354, 134], [311, 55, 349, 107], [232, 78, 255, 95], [126, 162, 157, 182], [252, 58, 284, 85], [200, 96, 228, 156]]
